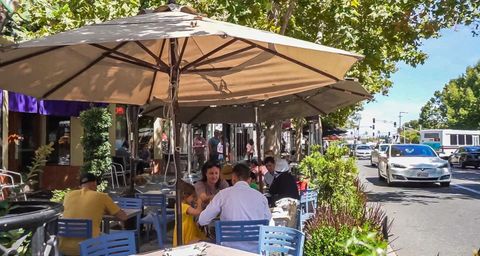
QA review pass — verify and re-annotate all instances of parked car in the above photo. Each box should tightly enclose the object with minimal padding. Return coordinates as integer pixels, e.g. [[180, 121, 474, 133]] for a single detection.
[[377, 144, 451, 187], [448, 146, 480, 168], [370, 144, 390, 166], [355, 144, 372, 159]]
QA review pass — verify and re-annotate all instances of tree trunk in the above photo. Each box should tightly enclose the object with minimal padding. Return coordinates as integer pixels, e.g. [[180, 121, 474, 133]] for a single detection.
[[263, 120, 282, 157], [280, 0, 297, 35]]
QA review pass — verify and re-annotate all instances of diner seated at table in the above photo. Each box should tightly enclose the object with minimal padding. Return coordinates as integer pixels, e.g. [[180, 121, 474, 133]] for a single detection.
[[173, 181, 207, 246], [269, 158, 300, 201], [59, 173, 128, 256], [194, 161, 229, 208], [248, 171, 259, 190], [198, 163, 272, 253], [249, 158, 268, 185]]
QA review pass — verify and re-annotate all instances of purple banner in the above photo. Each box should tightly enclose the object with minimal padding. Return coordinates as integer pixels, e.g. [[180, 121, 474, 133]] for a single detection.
[[0, 91, 107, 117]]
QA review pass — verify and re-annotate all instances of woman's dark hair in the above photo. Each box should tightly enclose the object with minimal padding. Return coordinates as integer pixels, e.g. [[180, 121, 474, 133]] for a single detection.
[[249, 171, 257, 180], [201, 160, 222, 188], [264, 156, 275, 164], [248, 139, 254, 145]]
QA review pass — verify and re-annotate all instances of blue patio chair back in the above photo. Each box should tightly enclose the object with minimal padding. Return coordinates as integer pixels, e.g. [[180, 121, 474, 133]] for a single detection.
[[135, 193, 173, 248], [114, 197, 143, 209], [80, 231, 136, 256], [215, 219, 269, 244], [301, 189, 318, 214], [57, 219, 92, 239], [259, 226, 305, 256]]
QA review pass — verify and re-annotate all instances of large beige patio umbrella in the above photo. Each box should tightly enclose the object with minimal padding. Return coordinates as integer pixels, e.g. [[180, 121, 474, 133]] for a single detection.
[[0, 4, 363, 244]]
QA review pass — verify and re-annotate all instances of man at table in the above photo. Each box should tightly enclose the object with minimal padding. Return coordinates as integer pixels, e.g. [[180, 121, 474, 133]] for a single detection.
[[59, 173, 128, 256], [198, 163, 271, 253]]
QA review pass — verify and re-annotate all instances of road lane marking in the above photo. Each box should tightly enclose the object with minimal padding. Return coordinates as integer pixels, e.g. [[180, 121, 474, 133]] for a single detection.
[[452, 184, 480, 195]]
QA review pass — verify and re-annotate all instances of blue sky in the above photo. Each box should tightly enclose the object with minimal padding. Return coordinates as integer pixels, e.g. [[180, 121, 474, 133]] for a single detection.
[[355, 27, 480, 137]]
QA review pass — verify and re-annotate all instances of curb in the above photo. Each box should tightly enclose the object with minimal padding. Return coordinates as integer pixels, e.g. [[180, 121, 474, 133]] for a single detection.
[[387, 245, 397, 256]]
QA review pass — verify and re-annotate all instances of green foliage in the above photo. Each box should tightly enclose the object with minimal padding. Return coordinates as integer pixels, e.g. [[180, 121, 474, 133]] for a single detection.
[[51, 188, 71, 203], [0, 202, 31, 255], [419, 61, 480, 129], [299, 143, 361, 212], [25, 143, 54, 189], [305, 223, 387, 256], [80, 107, 112, 178]]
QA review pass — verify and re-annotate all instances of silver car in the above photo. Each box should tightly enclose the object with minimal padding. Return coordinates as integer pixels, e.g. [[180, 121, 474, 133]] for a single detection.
[[377, 144, 451, 187], [370, 144, 390, 166], [355, 144, 372, 159]]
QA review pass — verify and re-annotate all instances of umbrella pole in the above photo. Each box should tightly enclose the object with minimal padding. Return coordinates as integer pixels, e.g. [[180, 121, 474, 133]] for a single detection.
[[126, 105, 139, 194], [169, 37, 183, 245], [255, 107, 263, 193]]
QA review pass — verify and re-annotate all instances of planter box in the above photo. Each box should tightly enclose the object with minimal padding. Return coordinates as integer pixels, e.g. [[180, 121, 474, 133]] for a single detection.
[[41, 165, 81, 190]]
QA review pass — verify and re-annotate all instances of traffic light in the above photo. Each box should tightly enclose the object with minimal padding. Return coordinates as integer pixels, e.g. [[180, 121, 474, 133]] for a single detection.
[[393, 122, 397, 127], [373, 118, 376, 123], [373, 132, 375, 137], [372, 125, 375, 130], [388, 132, 391, 136]]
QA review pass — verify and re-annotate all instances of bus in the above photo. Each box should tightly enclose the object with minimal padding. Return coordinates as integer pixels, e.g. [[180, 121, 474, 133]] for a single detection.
[[420, 129, 480, 156]]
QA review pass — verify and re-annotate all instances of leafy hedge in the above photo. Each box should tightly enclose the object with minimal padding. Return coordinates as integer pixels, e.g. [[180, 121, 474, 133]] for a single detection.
[[300, 143, 389, 256]]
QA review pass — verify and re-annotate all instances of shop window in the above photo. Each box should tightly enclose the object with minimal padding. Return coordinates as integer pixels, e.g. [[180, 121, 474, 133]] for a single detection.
[[46, 116, 70, 165]]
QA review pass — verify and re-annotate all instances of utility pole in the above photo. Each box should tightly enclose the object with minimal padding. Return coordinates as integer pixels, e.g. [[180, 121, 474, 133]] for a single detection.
[[399, 112, 408, 143]]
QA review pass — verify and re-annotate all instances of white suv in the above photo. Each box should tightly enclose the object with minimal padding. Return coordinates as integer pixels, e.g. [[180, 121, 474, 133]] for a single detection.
[[355, 144, 372, 159]]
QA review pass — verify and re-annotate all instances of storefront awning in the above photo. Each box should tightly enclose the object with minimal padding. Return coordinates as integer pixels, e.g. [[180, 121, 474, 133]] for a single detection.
[[1, 91, 106, 116]]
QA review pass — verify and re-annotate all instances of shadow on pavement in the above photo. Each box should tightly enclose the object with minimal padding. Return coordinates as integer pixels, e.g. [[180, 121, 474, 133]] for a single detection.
[[364, 177, 480, 205]]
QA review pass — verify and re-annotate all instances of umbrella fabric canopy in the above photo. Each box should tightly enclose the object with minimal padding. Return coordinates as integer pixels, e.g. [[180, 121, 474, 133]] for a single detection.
[[0, 9, 362, 106], [141, 80, 371, 123]]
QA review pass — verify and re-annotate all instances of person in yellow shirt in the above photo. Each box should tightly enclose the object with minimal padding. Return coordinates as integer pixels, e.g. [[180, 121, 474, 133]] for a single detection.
[[59, 173, 128, 256], [173, 182, 206, 246]]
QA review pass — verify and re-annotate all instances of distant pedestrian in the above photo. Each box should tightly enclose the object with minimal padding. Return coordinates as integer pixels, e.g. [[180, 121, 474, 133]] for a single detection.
[[193, 130, 206, 171], [208, 130, 221, 162], [246, 139, 254, 160]]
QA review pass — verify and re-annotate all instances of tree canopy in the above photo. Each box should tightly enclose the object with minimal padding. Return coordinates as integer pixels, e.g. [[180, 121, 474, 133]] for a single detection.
[[1, 0, 479, 126], [419, 61, 480, 130]]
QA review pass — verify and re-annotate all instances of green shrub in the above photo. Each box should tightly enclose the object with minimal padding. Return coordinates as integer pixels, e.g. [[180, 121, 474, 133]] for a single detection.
[[51, 188, 71, 203], [80, 107, 112, 178], [299, 143, 361, 214], [25, 143, 54, 191]]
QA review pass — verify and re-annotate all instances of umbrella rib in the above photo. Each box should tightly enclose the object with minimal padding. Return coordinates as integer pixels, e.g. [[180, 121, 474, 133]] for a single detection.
[[294, 94, 327, 115], [180, 38, 238, 72], [134, 41, 169, 70], [42, 42, 128, 99], [183, 67, 233, 73], [328, 85, 372, 98], [177, 38, 188, 69], [107, 55, 165, 72], [193, 45, 256, 68], [187, 106, 210, 124], [237, 38, 340, 82], [146, 41, 168, 104], [0, 46, 65, 68], [90, 44, 168, 73], [141, 105, 163, 116]]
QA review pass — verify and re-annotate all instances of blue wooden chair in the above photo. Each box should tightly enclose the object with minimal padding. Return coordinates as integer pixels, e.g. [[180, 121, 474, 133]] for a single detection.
[[215, 219, 269, 245], [111, 197, 142, 248], [135, 193, 174, 248], [57, 218, 93, 239], [259, 226, 305, 256], [80, 231, 136, 256], [298, 189, 318, 231]]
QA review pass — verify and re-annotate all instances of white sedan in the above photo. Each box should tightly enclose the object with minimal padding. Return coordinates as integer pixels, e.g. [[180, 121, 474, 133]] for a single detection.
[[377, 144, 452, 187]]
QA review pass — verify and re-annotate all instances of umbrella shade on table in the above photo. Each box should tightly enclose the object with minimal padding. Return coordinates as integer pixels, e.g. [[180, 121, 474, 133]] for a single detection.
[[0, 9, 362, 106], [141, 80, 371, 123]]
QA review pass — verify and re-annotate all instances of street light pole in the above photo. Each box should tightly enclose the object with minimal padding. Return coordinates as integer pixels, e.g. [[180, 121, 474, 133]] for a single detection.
[[399, 112, 408, 143]]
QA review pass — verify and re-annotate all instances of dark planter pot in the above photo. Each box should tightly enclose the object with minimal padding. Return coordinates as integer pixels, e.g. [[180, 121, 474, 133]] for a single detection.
[[0, 201, 62, 231]]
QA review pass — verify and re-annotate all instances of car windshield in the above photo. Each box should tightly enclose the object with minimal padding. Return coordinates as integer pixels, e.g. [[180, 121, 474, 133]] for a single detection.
[[379, 145, 388, 151], [356, 145, 370, 150], [390, 145, 436, 157]]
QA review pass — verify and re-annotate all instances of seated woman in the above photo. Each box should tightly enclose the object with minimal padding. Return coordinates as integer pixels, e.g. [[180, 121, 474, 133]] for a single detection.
[[173, 182, 206, 246], [194, 161, 229, 208]]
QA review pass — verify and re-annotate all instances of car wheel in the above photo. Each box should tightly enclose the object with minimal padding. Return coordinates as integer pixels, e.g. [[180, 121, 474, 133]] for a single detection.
[[440, 182, 450, 187], [378, 167, 386, 181], [386, 168, 394, 186]]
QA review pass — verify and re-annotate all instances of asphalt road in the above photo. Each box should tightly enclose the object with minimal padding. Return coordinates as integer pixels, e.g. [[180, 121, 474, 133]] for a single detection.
[[358, 160, 480, 256]]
